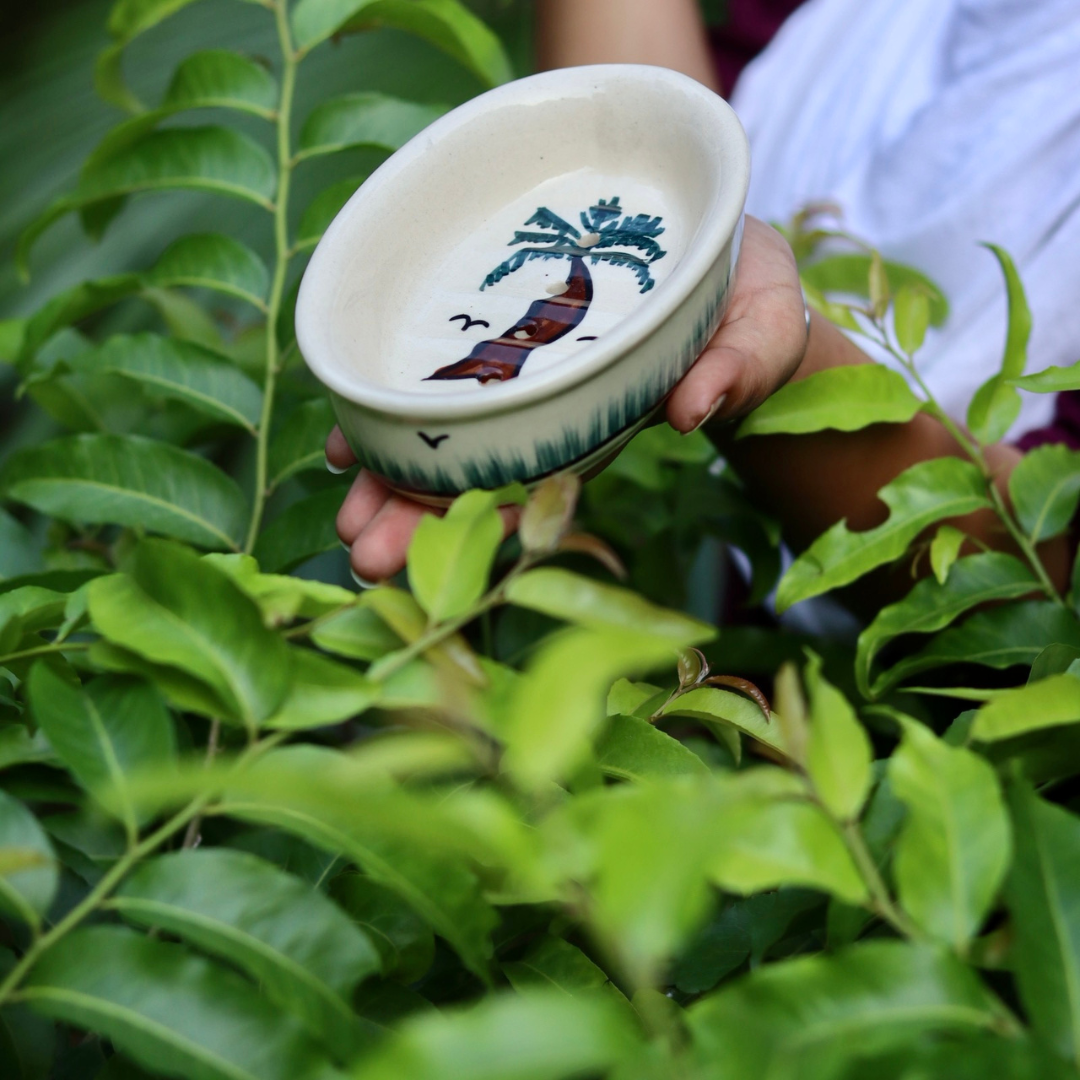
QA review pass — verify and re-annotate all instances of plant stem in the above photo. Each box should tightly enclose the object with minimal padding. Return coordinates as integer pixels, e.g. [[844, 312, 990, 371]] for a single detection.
[[245, 0, 298, 554], [986, 481, 1064, 605], [182, 718, 222, 849], [841, 819, 922, 940], [0, 795, 210, 1008], [0, 641, 91, 666], [370, 557, 540, 682], [875, 330, 1065, 606]]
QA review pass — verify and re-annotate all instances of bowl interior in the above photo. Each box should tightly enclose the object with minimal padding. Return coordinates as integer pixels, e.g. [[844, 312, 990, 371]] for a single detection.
[[299, 66, 743, 414]]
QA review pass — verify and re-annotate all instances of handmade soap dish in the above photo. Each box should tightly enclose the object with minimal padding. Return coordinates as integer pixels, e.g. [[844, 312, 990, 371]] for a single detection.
[[296, 64, 750, 503]]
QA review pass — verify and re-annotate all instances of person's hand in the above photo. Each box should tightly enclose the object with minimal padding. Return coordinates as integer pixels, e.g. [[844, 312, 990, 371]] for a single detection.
[[327, 215, 809, 583], [664, 215, 809, 433]]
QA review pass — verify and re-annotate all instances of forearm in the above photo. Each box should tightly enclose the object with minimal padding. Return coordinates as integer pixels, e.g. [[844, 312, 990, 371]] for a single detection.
[[713, 314, 1072, 596], [535, 0, 720, 93]]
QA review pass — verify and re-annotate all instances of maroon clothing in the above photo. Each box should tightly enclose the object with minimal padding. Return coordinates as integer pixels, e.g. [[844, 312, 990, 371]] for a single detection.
[[710, 0, 805, 95], [1016, 393, 1080, 452]]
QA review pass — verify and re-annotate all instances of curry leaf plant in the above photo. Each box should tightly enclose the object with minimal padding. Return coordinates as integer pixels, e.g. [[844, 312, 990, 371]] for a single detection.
[[6, 5, 1080, 1080]]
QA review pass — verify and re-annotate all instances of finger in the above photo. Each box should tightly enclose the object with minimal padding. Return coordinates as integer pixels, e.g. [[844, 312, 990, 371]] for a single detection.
[[667, 286, 808, 433], [666, 341, 747, 433], [499, 504, 523, 538], [350, 496, 436, 581], [336, 469, 393, 545], [325, 426, 357, 472], [350, 496, 522, 583]]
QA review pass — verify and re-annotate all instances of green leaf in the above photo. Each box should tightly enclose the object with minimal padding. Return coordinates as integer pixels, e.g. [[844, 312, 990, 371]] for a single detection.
[[329, 874, 434, 985], [352, 990, 636, 1080], [893, 286, 931, 355], [291, 0, 513, 87], [310, 605, 402, 662], [268, 399, 336, 491], [502, 628, 683, 788], [0, 789, 57, 929], [265, 649, 379, 730], [17, 275, 143, 365], [737, 365, 923, 439], [163, 50, 278, 118], [688, 941, 1010, 1080], [1012, 358, 1080, 393], [0, 319, 26, 362], [0, 587, 69, 646], [889, 720, 1010, 949], [971, 674, 1080, 742], [804, 652, 871, 820], [22, 926, 335, 1080], [606, 678, 664, 719], [1030, 643, 1080, 683], [967, 244, 1032, 444], [220, 798, 497, 984], [97, 0, 272, 112], [297, 93, 447, 161], [930, 524, 966, 585], [875, 600, 1080, 695], [799, 254, 949, 325], [19, 128, 275, 274], [1008, 444, 1080, 544], [502, 935, 616, 997], [660, 686, 786, 759], [777, 457, 991, 611], [1006, 784, 1080, 1068], [296, 178, 365, 251], [148, 235, 269, 310], [253, 489, 343, 574], [551, 778, 730, 984], [0, 434, 249, 551], [708, 799, 867, 904], [64, 334, 263, 431], [204, 555, 353, 626], [28, 668, 174, 839], [90, 641, 234, 719], [112, 849, 380, 1057], [408, 490, 502, 623], [855, 553, 1038, 698], [595, 714, 708, 782], [87, 541, 291, 730], [0, 511, 40, 580], [505, 567, 714, 646], [96, 0, 207, 110]]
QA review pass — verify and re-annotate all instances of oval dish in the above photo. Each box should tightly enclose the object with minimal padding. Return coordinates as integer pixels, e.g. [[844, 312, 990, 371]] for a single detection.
[[296, 64, 750, 502]]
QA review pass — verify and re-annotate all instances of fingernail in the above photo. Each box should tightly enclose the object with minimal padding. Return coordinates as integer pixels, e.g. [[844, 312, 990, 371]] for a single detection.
[[325, 454, 349, 475], [340, 539, 352, 553], [688, 394, 727, 434], [350, 568, 379, 590]]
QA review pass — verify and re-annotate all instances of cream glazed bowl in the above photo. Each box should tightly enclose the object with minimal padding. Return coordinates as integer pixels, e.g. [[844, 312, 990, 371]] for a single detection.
[[296, 64, 750, 504]]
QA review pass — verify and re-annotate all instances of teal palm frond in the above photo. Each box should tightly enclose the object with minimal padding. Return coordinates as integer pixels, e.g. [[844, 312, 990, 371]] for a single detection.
[[510, 230, 573, 247], [482, 198, 667, 292], [481, 246, 575, 289], [524, 207, 580, 238], [580, 197, 623, 233], [593, 228, 666, 262], [586, 249, 657, 292]]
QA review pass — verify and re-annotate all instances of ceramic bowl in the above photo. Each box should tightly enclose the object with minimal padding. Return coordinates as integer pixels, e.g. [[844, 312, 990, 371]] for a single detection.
[[296, 64, 750, 504]]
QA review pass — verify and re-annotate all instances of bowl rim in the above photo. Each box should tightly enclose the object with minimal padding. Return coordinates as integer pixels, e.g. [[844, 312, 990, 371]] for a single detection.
[[296, 63, 750, 422]]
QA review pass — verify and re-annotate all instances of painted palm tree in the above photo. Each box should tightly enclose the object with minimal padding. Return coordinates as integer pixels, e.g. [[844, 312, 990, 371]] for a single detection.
[[426, 196, 667, 383]]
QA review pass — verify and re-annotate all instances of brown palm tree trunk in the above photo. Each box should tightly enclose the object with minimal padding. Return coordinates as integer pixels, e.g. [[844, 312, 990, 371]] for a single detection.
[[426, 255, 594, 383]]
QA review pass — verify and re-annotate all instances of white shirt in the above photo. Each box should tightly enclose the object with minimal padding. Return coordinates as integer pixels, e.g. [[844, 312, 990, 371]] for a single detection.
[[732, 0, 1080, 438]]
